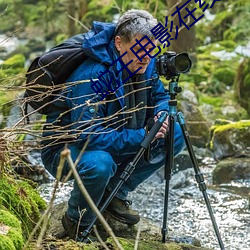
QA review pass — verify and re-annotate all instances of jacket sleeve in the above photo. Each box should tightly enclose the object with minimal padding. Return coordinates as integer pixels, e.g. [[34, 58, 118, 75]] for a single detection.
[[65, 61, 146, 156]]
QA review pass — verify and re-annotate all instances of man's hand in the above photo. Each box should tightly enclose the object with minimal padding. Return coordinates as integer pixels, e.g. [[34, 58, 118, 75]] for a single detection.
[[154, 111, 169, 139]]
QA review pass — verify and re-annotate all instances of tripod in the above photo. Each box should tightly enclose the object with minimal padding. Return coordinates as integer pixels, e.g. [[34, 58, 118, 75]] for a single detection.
[[81, 110, 168, 241], [82, 77, 225, 250], [162, 77, 225, 249]]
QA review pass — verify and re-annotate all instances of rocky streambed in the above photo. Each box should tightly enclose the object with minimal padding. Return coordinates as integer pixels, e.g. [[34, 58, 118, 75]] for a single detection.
[[38, 155, 250, 250]]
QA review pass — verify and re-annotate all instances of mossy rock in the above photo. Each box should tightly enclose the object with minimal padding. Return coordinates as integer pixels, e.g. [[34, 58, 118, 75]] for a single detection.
[[0, 54, 26, 86], [199, 92, 249, 122], [212, 67, 235, 86], [0, 175, 47, 239], [44, 202, 211, 250], [217, 40, 237, 52], [213, 157, 250, 184], [106, 237, 210, 250], [0, 209, 24, 250], [209, 120, 250, 160], [1, 54, 25, 70], [28, 237, 211, 250]]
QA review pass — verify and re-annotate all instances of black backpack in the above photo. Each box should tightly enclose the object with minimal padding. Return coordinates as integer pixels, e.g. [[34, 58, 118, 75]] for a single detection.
[[24, 34, 86, 115]]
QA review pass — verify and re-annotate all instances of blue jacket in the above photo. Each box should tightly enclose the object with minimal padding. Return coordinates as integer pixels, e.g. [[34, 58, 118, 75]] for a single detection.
[[44, 22, 170, 156]]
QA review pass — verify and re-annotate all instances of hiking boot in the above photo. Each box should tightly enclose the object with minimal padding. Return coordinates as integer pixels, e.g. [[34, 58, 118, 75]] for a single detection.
[[105, 196, 140, 225], [61, 213, 97, 243]]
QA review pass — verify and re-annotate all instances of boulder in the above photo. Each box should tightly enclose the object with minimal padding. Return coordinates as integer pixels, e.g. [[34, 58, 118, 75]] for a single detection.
[[213, 157, 250, 184], [179, 100, 211, 148], [42, 202, 211, 250], [209, 120, 250, 160]]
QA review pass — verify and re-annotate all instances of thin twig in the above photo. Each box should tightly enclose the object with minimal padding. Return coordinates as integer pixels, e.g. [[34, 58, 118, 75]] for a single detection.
[[68, 14, 90, 31], [134, 219, 142, 250], [62, 148, 124, 250], [93, 225, 110, 250]]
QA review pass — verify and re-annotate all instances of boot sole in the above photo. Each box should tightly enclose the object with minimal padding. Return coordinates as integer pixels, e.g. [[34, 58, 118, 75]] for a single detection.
[[105, 210, 140, 225]]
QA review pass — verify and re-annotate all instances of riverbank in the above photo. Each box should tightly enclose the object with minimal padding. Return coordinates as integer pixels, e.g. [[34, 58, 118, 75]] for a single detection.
[[38, 155, 250, 250]]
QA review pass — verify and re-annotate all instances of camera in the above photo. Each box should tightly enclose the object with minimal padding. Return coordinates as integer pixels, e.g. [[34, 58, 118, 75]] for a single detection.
[[156, 51, 192, 79]]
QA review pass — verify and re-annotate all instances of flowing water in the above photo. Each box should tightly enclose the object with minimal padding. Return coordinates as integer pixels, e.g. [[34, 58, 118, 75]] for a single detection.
[[38, 156, 250, 250]]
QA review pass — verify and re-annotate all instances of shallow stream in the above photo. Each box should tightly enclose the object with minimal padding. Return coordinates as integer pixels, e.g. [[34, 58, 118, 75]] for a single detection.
[[38, 156, 250, 250]]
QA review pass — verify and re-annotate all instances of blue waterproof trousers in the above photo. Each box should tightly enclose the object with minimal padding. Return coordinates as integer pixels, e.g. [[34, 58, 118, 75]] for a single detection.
[[41, 122, 185, 226]]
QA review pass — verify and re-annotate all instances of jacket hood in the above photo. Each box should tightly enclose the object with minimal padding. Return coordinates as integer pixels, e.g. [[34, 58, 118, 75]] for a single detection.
[[82, 21, 116, 65]]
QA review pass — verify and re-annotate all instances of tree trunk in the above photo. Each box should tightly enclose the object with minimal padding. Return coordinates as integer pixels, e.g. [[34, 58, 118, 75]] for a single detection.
[[78, 0, 88, 20], [167, 0, 196, 62], [67, 0, 77, 36]]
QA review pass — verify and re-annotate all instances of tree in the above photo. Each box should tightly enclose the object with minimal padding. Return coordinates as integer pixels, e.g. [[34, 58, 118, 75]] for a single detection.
[[166, 0, 196, 61]]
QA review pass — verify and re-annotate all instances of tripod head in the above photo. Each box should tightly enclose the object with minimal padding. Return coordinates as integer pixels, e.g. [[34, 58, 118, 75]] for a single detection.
[[168, 76, 182, 100]]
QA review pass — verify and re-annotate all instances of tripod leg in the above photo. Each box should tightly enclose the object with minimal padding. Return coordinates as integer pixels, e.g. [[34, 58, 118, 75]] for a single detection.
[[81, 112, 168, 240], [162, 114, 175, 243], [177, 112, 225, 250]]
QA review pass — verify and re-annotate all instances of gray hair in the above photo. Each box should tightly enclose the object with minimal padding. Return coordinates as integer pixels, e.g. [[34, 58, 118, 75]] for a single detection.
[[115, 9, 158, 43]]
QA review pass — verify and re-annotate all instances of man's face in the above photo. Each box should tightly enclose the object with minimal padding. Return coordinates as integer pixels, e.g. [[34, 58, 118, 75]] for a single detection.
[[115, 35, 157, 74]]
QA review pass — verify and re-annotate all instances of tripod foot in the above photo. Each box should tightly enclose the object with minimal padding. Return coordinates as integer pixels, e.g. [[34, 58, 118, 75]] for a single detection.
[[161, 227, 168, 243]]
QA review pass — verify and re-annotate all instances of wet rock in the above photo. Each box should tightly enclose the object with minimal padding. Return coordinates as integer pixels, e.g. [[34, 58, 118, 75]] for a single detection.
[[12, 150, 51, 183], [181, 89, 199, 105], [209, 120, 250, 160], [179, 100, 211, 148], [170, 169, 193, 189], [213, 157, 250, 184], [46, 202, 210, 250]]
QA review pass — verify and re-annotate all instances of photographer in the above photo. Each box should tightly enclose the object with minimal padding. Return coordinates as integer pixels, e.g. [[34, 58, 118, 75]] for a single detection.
[[41, 9, 185, 241]]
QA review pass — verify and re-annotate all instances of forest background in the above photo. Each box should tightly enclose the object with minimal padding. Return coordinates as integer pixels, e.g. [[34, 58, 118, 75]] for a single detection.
[[0, 0, 250, 125]]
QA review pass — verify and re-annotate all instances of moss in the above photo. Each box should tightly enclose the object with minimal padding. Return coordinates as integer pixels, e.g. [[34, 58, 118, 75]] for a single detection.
[[106, 237, 209, 250], [0, 235, 16, 250], [0, 209, 21, 229], [213, 120, 250, 133], [199, 95, 224, 107], [0, 175, 46, 239], [0, 209, 24, 249], [7, 228, 24, 249]]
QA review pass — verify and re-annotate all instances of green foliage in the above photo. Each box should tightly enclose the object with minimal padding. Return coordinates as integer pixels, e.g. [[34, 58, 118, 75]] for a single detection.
[[196, 0, 250, 46]]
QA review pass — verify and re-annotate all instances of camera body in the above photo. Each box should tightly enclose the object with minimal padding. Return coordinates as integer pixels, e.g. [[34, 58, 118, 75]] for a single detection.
[[156, 51, 192, 80]]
